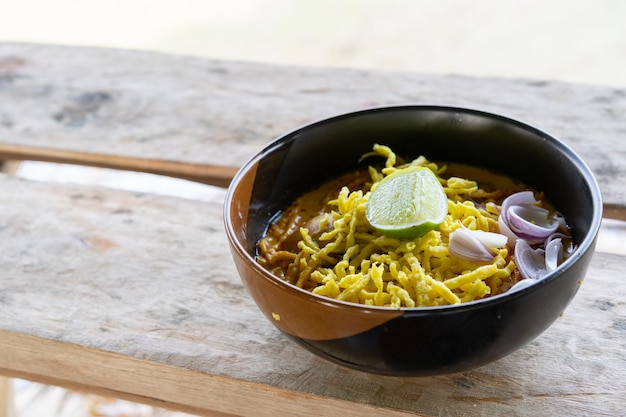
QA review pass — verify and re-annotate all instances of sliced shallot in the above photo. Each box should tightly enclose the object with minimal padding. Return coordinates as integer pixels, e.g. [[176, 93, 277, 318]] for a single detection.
[[544, 237, 564, 272], [508, 205, 559, 240], [495, 192, 573, 292], [514, 239, 547, 280], [502, 236, 564, 293], [500, 191, 561, 244], [509, 278, 536, 293], [449, 228, 507, 262], [472, 230, 509, 248]]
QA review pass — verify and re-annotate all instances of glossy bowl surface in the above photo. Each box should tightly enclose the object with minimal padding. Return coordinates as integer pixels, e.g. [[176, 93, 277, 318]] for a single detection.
[[224, 105, 602, 376]]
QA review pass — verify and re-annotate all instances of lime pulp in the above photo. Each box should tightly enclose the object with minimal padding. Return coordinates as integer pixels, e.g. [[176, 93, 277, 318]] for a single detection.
[[365, 166, 448, 238]]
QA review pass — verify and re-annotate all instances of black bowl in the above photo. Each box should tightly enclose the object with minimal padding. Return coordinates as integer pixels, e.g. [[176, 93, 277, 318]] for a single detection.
[[224, 105, 602, 376]]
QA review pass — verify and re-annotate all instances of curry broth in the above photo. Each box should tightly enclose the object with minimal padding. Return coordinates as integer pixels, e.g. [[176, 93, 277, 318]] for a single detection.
[[256, 158, 569, 307]]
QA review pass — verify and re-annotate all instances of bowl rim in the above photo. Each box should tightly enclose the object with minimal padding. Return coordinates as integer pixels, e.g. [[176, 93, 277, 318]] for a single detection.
[[224, 104, 603, 313]]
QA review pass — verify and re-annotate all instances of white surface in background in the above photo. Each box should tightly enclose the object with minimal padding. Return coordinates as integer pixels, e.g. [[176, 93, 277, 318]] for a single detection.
[[1, 0, 625, 88], [14, 161, 227, 203], [13, 378, 192, 417], [596, 218, 626, 256]]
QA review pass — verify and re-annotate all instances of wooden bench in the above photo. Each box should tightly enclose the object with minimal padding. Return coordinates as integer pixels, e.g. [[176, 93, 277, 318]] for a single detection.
[[1, 42, 624, 416]]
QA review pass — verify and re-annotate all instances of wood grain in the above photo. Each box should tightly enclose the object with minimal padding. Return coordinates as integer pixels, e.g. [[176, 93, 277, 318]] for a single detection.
[[0, 377, 12, 417], [0, 174, 623, 416], [1, 42, 625, 209], [0, 331, 418, 417], [0, 143, 238, 187], [1, 42, 625, 416]]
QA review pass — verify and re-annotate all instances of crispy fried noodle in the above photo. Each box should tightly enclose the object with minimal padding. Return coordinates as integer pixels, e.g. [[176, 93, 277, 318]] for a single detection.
[[257, 145, 526, 308]]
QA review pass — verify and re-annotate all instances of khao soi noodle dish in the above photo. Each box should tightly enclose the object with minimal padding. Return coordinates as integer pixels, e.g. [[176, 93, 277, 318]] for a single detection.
[[256, 144, 575, 308]]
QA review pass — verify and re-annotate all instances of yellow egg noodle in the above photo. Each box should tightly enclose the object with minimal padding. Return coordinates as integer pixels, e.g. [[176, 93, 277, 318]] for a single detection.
[[260, 145, 518, 308]]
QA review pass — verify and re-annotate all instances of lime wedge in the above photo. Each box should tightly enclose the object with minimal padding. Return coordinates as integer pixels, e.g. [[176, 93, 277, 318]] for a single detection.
[[366, 166, 448, 238]]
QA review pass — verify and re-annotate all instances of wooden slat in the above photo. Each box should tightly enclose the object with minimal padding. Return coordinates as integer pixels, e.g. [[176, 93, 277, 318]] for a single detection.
[[0, 377, 13, 417], [602, 203, 626, 222], [1, 42, 626, 208], [0, 174, 624, 416], [0, 143, 238, 187], [0, 332, 417, 417], [1, 42, 625, 416]]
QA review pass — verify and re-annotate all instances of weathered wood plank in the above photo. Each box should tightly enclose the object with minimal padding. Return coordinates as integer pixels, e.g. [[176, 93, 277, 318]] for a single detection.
[[0, 377, 13, 417], [0, 332, 417, 417], [0, 174, 623, 416], [0, 143, 238, 187], [1, 42, 625, 209]]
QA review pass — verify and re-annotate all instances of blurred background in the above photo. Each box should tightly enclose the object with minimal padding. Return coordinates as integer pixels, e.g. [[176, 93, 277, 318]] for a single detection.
[[1, 1, 625, 416], [2, 0, 626, 87]]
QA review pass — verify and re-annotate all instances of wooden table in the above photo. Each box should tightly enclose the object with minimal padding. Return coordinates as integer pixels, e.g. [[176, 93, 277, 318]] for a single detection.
[[0, 42, 624, 417]]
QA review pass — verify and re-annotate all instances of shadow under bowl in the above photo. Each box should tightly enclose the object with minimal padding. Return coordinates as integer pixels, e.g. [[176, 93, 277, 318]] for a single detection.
[[224, 105, 602, 376]]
